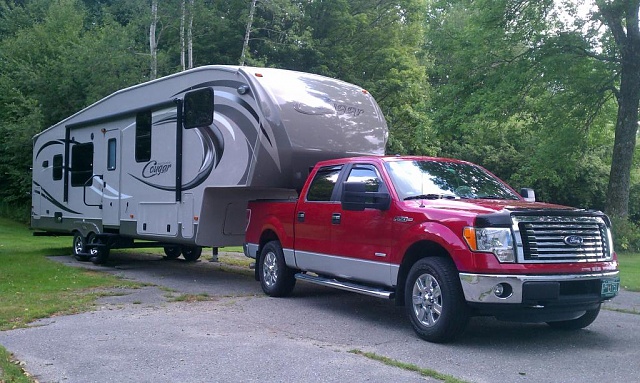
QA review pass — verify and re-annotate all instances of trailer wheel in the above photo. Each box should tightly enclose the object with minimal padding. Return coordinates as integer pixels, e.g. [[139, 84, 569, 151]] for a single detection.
[[181, 246, 202, 262], [88, 233, 110, 265], [72, 232, 90, 262], [405, 257, 469, 343], [163, 246, 181, 260], [546, 305, 601, 330], [258, 240, 296, 297]]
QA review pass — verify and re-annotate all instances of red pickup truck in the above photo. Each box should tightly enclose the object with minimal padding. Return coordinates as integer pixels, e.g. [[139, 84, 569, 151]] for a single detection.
[[244, 156, 620, 342]]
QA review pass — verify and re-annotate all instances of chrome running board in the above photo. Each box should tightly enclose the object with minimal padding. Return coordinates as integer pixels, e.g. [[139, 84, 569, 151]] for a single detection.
[[295, 273, 395, 299]]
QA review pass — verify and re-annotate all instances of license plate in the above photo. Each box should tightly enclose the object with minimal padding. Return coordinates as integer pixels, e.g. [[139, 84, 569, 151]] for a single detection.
[[601, 278, 620, 298]]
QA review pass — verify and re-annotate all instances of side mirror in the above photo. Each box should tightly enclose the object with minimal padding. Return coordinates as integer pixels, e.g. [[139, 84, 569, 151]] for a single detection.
[[183, 88, 214, 129], [520, 188, 535, 202], [341, 182, 391, 211]]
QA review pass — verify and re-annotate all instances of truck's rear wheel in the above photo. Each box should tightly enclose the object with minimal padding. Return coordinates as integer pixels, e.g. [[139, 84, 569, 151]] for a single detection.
[[546, 305, 601, 330], [72, 232, 90, 262], [405, 257, 469, 343], [259, 241, 296, 297], [181, 246, 202, 262]]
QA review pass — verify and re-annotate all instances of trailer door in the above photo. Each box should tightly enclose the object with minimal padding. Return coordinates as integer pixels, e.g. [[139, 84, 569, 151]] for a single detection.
[[102, 130, 121, 227]]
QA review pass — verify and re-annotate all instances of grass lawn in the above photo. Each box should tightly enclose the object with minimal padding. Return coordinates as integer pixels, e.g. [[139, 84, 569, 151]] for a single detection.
[[617, 252, 640, 291]]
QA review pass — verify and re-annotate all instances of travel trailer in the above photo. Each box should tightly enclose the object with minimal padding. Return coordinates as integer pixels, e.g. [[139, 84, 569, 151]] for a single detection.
[[31, 65, 388, 263]]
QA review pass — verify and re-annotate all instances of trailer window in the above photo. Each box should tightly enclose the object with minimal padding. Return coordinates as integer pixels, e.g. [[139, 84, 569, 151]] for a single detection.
[[306, 166, 342, 202], [107, 138, 117, 171], [136, 111, 152, 162], [52, 154, 63, 181], [71, 143, 94, 187]]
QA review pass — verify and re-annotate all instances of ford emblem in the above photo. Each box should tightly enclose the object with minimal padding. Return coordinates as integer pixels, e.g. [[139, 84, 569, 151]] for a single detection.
[[564, 235, 584, 246]]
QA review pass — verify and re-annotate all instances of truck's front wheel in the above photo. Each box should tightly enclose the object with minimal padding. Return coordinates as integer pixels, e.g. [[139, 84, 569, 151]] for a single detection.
[[259, 241, 296, 297], [405, 257, 469, 343]]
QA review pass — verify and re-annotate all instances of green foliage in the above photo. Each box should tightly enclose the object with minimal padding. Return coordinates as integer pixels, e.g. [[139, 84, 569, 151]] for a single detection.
[[424, 0, 624, 210], [611, 216, 640, 253]]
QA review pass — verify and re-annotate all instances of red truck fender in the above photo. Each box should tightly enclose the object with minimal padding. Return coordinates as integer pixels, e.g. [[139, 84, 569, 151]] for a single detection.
[[393, 220, 471, 306]]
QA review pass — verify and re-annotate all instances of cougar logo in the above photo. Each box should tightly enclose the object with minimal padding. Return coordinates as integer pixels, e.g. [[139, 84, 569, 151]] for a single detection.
[[142, 161, 172, 178]]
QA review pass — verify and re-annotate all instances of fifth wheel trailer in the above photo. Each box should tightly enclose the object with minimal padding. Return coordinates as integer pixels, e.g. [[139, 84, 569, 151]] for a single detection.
[[31, 65, 388, 263]]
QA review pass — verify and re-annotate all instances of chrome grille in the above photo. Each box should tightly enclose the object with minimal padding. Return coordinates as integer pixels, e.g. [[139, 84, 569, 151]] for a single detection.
[[513, 215, 610, 263]]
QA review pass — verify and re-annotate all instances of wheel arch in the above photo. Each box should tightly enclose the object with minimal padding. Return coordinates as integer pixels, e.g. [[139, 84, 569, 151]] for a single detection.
[[395, 240, 454, 306], [258, 229, 281, 254]]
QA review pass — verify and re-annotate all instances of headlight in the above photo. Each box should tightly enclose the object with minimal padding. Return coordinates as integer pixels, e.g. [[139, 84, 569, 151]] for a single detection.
[[463, 227, 515, 263]]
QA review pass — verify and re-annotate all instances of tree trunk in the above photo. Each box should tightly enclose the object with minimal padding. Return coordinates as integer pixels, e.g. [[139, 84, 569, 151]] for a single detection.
[[240, 0, 257, 66], [180, 0, 186, 71], [599, 1, 640, 218], [150, 0, 158, 80], [188, 0, 194, 69]]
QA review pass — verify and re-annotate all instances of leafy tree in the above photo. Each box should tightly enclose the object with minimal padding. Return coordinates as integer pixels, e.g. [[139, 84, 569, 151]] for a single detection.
[[424, 0, 620, 210]]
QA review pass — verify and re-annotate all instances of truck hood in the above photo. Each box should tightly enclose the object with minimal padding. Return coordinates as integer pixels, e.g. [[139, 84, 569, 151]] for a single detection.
[[402, 198, 575, 215]]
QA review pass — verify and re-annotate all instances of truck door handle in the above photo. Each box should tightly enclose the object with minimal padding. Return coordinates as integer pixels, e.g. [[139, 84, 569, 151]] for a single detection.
[[297, 212, 305, 223], [332, 213, 341, 225]]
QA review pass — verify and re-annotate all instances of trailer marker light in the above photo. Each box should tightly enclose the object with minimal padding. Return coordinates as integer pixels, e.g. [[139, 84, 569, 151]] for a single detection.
[[194, 216, 199, 221], [130, 214, 134, 219], [362, 89, 369, 95], [255, 73, 263, 78]]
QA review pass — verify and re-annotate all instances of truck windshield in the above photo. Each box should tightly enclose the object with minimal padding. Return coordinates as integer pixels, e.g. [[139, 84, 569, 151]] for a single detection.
[[384, 160, 520, 201]]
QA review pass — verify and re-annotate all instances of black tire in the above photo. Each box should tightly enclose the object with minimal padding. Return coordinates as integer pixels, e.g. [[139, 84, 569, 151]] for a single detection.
[[546, 305, 601, 330], [163, 246, 181, 259], [181, 246, 202, 262], [405, 257, 469, 343], [88, 233, 110, 265], [72, 232, 91, 262], [258, 240, 296, 297]]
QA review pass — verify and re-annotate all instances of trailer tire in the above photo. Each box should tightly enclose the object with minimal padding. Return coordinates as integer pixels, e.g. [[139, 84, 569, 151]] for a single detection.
[[546, 305, 601, 330], [181, 246, 202, 262], [258, 240, 296, 297], [72, 232, 90, 262], [88, 233, 110, 265], [405, 257, 469, 343], [163, 246, 181, 259]]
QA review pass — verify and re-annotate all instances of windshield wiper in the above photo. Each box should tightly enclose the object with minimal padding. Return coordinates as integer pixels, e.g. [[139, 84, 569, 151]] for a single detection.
[[404, 194, 457, 201]]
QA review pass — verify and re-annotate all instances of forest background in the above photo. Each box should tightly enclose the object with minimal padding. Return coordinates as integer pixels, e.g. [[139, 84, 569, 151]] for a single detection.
[[0, 0, 638, 250]]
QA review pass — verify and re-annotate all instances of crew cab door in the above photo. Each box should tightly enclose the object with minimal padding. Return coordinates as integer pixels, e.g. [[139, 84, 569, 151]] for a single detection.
[[294, 162, 396, 287], [293, 165, 342, 267], [331, 163, 395, 286]]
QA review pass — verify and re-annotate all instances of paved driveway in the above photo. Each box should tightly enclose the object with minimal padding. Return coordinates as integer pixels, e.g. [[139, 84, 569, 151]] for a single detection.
[[1, 252, 638, 383]]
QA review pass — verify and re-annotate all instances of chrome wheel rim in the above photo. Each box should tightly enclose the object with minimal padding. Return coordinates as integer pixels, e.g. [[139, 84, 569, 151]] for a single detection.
[[73, 236, 83, 255], [411, 273, 443, 327], [262, 251, 278, 288]]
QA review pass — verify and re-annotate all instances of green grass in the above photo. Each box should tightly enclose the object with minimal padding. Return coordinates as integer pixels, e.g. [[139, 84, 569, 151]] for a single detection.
[[0, 345, 32, 383], [0, 218, 139, 331], [348, 349, 467, 383], [618, 252, 640, 291]]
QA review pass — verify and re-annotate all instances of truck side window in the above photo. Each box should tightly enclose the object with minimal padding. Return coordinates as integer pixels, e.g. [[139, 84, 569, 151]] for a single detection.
[[135, 111, 152, 162], [52, 154, 63, 181], [70, 143, 94, 187], [307, 166, 342, 202], [346, 165, 385, 193]]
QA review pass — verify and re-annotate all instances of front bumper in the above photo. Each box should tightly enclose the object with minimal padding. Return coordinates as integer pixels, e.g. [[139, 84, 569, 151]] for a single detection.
[[459, 271, 620, 305]]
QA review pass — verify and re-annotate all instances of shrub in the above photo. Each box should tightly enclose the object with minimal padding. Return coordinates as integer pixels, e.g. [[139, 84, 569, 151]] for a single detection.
[[610, 216, 640, 253]]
